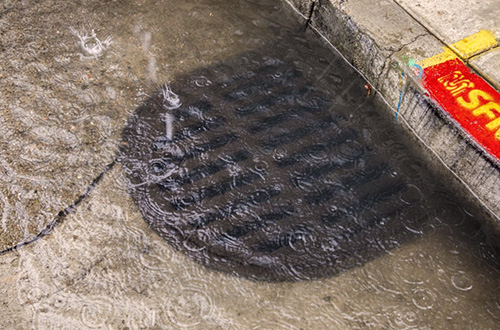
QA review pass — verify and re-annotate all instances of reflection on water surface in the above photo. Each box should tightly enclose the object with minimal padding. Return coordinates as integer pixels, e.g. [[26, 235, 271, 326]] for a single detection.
[[120, 44, 433, 281]]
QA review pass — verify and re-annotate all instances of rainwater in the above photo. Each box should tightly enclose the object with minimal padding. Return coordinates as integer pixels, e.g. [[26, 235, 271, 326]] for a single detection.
[[0, 0, 499, 328]]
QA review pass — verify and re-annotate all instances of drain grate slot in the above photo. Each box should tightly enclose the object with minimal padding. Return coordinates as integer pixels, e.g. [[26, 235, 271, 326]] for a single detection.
[[234, 86, 314, 116], [276, 129, 358, 167], [223, 68, 303, 101], [222, 207, 295, 239], [162, 133, 238, 163], [171, 170, 265, 211], [248, 102, 331, 134], [153, 115, 226, 150], [188, 185, 282, 227], [252, 225, 312, 253], [261, 115, 343, 150], [158, 149, 252, 191], [304, 164, 390, 205]]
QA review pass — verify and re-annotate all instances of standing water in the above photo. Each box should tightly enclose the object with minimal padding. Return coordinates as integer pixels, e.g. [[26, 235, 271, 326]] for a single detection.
[[0, 0, 499, 328]]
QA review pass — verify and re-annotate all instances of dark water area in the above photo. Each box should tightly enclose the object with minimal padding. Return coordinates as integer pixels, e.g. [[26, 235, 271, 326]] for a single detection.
[[119, 27, 482, 281]]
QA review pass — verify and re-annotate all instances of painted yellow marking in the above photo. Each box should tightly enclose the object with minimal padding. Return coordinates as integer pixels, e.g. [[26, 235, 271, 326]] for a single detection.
[[450, 30, 498, 60], [418, 30, 498, 69], [486, 112, 500, 140], [457, 89, 495, 110], [486, 117, 500, 131], [418, 47, 457, 69], [473, 102, 499, 119], [437, 70, 475, 96]]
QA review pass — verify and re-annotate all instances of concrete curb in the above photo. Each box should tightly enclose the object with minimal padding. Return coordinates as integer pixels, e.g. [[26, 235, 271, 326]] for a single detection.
[[283, 0, 500, 240]]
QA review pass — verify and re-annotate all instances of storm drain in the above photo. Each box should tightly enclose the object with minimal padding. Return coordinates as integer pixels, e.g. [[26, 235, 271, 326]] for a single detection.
[[120, 50, 426, 281]]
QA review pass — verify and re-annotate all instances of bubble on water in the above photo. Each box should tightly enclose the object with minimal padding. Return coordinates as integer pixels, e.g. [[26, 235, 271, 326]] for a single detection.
[[336, 141, 364, 161], [307, 144, 328, 161], [48, 292, 69, 310], [164, 284, 216, 328], [253, 159, 269, 172], [412, 288, 435, 310], [435, 204, 466, 227], [399, 184, 423, 204], [389, 308, 421, 329], [193, 76, 212, 87], [80, 296, 116, 328], [471, 241, 500, 267], [138, 238, 177, 271], [17, 286, 43, 305], [404, 216, 434, 236], [272, 147, 288, 161], [451, 271, 473, 291]]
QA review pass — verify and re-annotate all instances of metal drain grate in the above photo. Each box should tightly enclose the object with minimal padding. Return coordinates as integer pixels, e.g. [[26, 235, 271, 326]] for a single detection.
[[120, 51, 426, 281]]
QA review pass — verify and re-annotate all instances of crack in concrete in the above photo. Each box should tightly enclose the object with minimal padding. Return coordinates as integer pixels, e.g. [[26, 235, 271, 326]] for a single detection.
[[32, 254, 109, 306], [391, 0, 449, 51], [375, 33, 427, 87], [375, 58, 389, 90], [306, 0, 317, 25], [389, 33, 427, 56], [0, 160, 116, 256], [63, 255, 107, 289]]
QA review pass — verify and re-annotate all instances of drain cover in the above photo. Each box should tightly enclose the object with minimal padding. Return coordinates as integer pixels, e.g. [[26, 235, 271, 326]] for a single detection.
[[120, 50, 425, 281]]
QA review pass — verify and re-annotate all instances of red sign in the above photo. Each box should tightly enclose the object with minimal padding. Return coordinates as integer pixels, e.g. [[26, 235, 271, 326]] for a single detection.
[[422, 59, 500, 161]]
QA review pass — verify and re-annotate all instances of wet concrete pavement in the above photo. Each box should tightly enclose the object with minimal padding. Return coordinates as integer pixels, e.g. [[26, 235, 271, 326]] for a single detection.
[[0, 0, 267, 252], [1, 0, 500, 328]]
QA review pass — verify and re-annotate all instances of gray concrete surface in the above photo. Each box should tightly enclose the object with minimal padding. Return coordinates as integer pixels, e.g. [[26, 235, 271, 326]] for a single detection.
[[395, 0, 500, 41], [471, 48, 500, 90], [285, 0, 500, 239]]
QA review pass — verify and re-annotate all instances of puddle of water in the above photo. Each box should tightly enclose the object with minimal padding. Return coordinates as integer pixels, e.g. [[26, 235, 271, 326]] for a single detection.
[[0, 0, 499, 328], [119, 44, 432, 281]]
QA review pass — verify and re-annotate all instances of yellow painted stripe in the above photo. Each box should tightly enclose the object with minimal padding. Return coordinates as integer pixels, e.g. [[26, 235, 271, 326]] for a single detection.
[[418, 30, 498, 69], [450, 29, 498, 60], [418, 47, 458, 69]]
